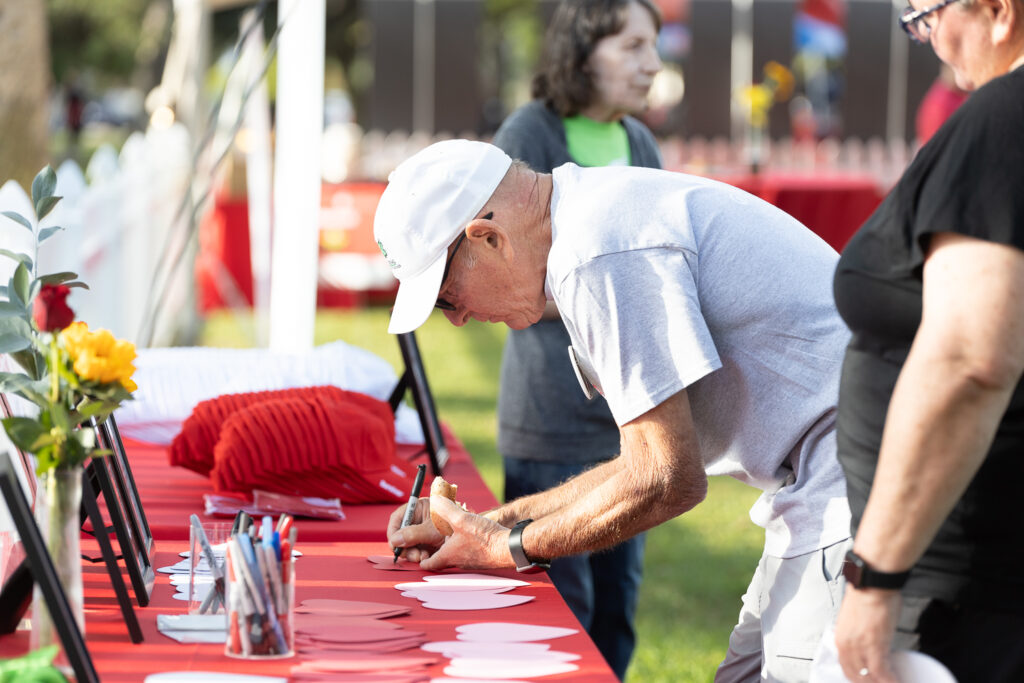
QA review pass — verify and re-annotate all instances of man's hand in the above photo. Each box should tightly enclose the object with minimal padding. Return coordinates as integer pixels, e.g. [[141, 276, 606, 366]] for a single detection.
[[418, 496, 512, 572], [834, 587, 902, 683], [386, 497, 444, 563]]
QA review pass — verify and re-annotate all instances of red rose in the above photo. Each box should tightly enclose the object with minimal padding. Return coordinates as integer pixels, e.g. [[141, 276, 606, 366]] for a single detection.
[[33, 284, 75, 332]]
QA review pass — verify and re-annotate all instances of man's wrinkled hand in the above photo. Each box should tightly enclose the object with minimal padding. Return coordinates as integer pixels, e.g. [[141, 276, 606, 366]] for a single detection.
[[419, 496, 513, 572], [387, 497, 444, 563]]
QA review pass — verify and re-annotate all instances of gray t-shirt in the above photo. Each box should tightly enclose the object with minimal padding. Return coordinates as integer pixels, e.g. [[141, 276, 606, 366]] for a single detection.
[[547, 164, 851, 557], [493, 100, 662, 464]]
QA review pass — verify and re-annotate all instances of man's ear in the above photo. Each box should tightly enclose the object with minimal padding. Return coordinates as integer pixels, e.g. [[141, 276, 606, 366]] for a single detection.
[[467, 214, 510, 253]]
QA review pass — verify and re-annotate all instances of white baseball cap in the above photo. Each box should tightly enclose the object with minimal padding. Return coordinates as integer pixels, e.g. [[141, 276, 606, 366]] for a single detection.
[[374, 140, 513, 334]]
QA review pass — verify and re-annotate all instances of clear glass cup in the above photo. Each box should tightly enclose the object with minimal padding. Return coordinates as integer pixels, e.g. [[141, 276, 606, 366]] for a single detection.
[[188, 522, 231, 614]]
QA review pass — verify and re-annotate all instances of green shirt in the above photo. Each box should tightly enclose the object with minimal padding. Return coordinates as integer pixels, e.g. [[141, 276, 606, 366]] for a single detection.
[[563, 116, 631, 167]]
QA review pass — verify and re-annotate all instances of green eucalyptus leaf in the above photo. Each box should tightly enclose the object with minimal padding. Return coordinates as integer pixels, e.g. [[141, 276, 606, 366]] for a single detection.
[[36, 271, 78, 286], [1, 416, 49, 453], [76, 399, 106, 418], [12, 263, 31, 307], [1, 211, 32, 232], [0, 316, 32, 336], [64, 281, 90, 290], [29, 378, 50, 403], [37, 225, 64, 242], [31, 166, 57, 207], [0, 371, 47, 405], [0, 300, 26, 317], [8, 348, 42, 379], [27, 279, 40, 307], [0, 316, 32, 339], [0, 249, 32, 267], [0, 334, 31, 353], [34, 196, 61, 221]]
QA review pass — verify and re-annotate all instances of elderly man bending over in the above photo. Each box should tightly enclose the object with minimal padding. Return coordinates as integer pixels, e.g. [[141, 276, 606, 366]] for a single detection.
[[377, 140, 851, 682]]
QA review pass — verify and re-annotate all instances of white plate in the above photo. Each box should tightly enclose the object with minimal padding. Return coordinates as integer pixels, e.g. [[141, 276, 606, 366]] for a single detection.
[[891, 650, 957, 683], [455, 622, 578, 642], [144, 673, 286, 683]]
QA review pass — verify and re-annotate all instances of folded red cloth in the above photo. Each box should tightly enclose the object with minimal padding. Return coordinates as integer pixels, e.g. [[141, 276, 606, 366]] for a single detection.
[[209, 394, 416, 504], [169, 385, 394, 476]]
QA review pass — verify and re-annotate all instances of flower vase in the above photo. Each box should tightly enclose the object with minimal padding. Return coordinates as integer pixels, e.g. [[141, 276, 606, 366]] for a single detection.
[[30, 467, 85, 653]]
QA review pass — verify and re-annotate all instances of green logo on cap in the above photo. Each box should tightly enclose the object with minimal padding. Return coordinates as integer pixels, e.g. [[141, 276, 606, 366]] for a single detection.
[[377, 240, 399, 269]]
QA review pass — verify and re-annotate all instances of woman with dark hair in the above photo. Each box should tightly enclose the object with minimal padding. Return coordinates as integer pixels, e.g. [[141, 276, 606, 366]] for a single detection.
[[491, 1, 661, 678]]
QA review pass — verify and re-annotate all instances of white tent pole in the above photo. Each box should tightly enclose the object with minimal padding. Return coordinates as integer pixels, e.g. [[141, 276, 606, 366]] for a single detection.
[[239, 9, 273, 347], [270, 0, 325, 352], [412, 0, 436, 133], [886, 0, 909, 142], [730, 0, 754, 144]]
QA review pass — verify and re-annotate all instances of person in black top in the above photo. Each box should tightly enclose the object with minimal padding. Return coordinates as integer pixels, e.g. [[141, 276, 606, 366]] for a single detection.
[[831, 0, 1024, 681]]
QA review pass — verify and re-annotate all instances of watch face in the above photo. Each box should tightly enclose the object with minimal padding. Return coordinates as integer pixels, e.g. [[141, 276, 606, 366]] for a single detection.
[[841, 558, 863, 587], [841, 552, 910, 589]]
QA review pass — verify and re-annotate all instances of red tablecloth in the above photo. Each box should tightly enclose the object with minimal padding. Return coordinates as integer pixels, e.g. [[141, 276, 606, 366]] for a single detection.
[[2, 542, 615, 681], [1, 432, 619, 681], [711, 171, 884, 252], [128, 425, 496, 543]]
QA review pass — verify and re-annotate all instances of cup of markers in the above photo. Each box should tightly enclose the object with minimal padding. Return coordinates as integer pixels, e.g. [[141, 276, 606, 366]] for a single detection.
[[224, 514, 297, 659]]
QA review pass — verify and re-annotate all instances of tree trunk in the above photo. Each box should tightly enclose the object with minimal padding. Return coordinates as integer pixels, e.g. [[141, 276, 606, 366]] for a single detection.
[[0, 0, 50, 189]]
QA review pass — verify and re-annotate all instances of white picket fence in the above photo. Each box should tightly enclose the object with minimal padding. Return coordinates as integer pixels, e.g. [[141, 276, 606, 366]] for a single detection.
[[0, 123, 194, 346]]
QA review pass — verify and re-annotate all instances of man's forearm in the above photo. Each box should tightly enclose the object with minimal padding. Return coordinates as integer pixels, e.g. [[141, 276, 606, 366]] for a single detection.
[[521, 455, 701, 560], [485, 457, 624, 526], [499, 389, 707, 561]]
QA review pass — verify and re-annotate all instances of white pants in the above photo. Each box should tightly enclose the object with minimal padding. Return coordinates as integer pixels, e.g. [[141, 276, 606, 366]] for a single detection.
[[715, 538, 852, 683]]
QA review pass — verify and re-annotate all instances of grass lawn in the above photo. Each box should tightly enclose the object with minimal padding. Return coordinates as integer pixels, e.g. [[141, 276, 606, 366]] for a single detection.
[[202, 306, 764, 683]]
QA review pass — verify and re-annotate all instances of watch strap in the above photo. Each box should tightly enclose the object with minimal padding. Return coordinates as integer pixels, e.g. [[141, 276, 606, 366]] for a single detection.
[[842, 549, 911, 590], [509, 519, 550, 574]]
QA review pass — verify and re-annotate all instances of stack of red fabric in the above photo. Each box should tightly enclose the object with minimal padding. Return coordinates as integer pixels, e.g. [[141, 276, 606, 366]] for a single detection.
[[169, 386, 416, 504]]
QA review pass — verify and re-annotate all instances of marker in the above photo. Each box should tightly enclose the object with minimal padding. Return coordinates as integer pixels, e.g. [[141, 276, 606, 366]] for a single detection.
[[394, 464, 427, 563]]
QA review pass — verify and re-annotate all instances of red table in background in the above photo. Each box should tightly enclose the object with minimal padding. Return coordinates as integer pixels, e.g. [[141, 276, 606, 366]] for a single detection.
[[708, 171, 885, 253], [197, 183, 393, 312], [0, 428, 619, 681]]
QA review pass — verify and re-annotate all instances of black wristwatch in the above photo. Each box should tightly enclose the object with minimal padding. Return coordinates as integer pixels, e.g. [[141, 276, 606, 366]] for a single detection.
[[842, 549, 911, 590], [509, 519, 551, 574]]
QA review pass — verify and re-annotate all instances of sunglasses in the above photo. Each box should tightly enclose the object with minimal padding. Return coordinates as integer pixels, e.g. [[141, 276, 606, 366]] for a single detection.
[[435, 212, 492, 311]]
